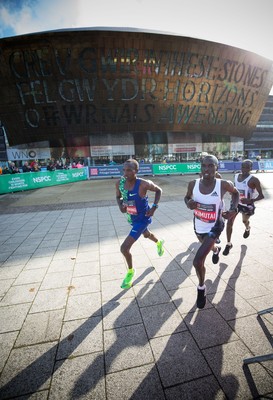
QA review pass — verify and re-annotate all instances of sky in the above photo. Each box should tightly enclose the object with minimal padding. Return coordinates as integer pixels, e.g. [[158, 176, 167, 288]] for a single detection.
[[0, 0, 273, 93]]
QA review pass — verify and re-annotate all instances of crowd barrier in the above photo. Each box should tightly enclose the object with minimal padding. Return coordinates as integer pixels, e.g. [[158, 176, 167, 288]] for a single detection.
[[0, 168, 88, 194], [89, 160, 265, 178], [89, 162, 201, 178], [1, 160, 272, 194]]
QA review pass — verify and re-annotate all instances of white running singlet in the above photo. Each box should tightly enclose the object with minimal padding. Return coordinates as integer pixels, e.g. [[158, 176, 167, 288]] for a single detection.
[[192, 178, 223, 234], [234, 174, 256, 204]]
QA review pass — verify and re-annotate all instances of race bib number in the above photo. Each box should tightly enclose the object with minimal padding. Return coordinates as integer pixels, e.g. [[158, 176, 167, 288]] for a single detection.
[[194, 203, 216, 223], [125, 200, 138, 215], [239, 189, 245, 200]]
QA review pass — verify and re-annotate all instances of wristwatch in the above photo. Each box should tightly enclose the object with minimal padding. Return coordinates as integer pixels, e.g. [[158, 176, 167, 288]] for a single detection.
[[152, 203, 159, 209]]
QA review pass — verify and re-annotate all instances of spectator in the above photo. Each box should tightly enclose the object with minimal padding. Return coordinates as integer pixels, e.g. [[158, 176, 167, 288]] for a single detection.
[[47, 161, 55, 171], [31, 161, 41, 172], [64, 158, 71, 169], [22, 161, 31, 172], [55, 160, 63, 170], [2, 166, 12, 174], [9, 162, 20, 173], [255, 155, 264, 173]]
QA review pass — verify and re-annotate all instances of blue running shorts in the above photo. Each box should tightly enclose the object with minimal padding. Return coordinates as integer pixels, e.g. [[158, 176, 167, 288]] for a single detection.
[[129, 220, 151, 240]]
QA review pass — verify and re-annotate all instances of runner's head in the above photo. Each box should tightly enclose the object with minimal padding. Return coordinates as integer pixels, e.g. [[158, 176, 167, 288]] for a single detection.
[[124, 159, 139, 171], [204, 155, 218, 165], [123, 159, 139, 180], [241, 159, 253, 176], [201, 155, 219, 179]]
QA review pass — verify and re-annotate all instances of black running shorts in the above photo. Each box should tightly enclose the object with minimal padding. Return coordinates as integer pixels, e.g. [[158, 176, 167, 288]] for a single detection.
[[238, 204, 255, 216]]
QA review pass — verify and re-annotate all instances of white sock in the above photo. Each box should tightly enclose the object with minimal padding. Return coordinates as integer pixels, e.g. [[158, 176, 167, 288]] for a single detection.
[[198, 284, 206, 290]]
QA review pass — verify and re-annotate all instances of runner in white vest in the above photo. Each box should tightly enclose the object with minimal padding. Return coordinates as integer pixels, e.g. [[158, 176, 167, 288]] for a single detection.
[[223, 159, 264, 256], [185, 155, 239, 309]]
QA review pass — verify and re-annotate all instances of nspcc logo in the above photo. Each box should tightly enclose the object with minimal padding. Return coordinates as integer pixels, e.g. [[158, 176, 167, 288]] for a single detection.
[[158, 165, 177, 172], [72, 171, 84, 178], [187, 163, 199, 171], [33, 176, 51, 183]]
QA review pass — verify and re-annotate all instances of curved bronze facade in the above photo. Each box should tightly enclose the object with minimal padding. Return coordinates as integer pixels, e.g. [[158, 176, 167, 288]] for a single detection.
[[0, 28, 273, 147]]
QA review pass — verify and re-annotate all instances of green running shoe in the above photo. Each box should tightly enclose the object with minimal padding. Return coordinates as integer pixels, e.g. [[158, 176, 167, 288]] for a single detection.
[[157, 239, 164, 256], [121, 269, 135, 289]]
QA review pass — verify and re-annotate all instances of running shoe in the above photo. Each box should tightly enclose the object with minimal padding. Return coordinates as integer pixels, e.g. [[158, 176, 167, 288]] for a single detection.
[[243, 229, 250, 239], [121, 269, 135, 289], [212, 247, 221, 264], [223, 244, 233, 256], [157, 239, 164, 256], [197, 285, 206, 309]]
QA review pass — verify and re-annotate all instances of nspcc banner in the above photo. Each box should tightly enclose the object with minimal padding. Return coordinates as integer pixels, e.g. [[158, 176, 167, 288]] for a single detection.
[[152, 163, 200, 175], [0, 168, 88, 194]]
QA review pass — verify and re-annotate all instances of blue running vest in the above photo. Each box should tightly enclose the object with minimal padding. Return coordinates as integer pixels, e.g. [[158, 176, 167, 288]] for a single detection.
[[123, 178, 151, 224]]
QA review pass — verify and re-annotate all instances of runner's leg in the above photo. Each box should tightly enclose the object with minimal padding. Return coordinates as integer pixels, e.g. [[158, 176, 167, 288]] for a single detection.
[[143, 229, 165, 256], [242, 214, 250, 230], [120, 235, 135, 269], [194, 236, 216, 308], [143, 229, 158, 243]]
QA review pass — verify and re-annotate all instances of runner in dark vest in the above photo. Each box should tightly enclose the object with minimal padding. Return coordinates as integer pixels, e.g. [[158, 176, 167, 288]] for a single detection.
[[116, 159, 164, 289]]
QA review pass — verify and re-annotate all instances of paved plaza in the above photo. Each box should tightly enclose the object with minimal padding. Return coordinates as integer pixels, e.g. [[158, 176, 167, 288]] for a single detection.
[[0, 173, 273, 399]]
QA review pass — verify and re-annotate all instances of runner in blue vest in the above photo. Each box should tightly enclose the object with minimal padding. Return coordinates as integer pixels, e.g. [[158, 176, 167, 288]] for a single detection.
[[184, 155, 239, 309], [116, 159, 164, 289]]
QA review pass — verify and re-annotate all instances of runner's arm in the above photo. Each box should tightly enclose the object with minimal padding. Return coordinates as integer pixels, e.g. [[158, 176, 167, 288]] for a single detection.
[[221, 180, 239, 218], [247, 177, 264, 203], [184, 181, 197, 210], [143, 179, 162, 208], [115, 180, 127, 213]]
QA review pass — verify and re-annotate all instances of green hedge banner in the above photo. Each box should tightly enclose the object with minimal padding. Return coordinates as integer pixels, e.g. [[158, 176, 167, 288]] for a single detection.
[[152, 163, 201, 175], [0, 168, 88, 194]]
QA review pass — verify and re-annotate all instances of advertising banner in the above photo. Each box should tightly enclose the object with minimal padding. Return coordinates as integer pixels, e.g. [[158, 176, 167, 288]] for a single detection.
[[139, 164, 153, 175], [89, 166, 123, 177], [0, 168, 88, 194], [218, 161, 259, 172], [218, 161, 236, 172], [152, 163, 201, 175], [89, 164, 153, 178], [90, 161, 265, 177], [7, 147, 51, 161], [90, 144, 135, 157], [259, 160, 273, 171], [7, 140, 51, 161], [168, 143, 202, 153]]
